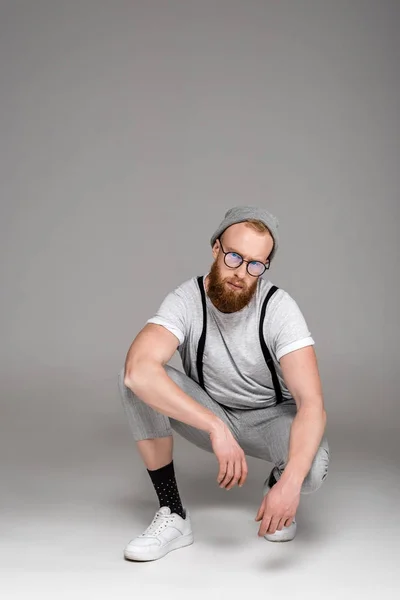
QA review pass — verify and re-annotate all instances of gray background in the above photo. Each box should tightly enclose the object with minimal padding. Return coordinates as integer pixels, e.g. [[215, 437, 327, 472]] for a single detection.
[[1, 1, 399, 597]]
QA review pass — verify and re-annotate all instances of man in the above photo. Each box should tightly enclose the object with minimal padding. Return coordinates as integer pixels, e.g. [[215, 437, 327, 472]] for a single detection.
[[118, 206, 329, 562]]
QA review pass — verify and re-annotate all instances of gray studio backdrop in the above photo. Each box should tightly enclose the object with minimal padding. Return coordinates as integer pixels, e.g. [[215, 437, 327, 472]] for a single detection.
[[0, 0, 399, 496]]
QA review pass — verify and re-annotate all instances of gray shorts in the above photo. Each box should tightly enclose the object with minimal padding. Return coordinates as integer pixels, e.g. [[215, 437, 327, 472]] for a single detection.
[[118, 365, 330, 493]]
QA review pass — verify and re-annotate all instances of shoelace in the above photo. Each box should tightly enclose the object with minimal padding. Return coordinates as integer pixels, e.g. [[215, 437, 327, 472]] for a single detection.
[[141, 511, 174, 537]]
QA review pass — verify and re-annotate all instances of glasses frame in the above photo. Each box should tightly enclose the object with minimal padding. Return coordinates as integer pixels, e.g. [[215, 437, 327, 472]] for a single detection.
[[218, 238, 270, 277]]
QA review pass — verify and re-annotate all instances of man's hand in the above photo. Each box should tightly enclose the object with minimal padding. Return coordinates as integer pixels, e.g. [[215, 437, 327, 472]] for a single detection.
[[209, 422, 248, 490], [255, 477, 301, 536]]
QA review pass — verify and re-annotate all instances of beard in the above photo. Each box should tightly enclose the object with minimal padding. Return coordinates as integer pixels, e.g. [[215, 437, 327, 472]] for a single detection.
[[206, 259, 258, 313]]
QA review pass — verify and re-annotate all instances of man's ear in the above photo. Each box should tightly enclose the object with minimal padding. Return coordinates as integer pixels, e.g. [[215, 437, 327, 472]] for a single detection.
[[212, 240, 220, 259]]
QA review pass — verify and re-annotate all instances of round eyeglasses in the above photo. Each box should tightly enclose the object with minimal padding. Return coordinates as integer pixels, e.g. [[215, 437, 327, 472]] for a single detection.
[[218, 238, 270, 277]]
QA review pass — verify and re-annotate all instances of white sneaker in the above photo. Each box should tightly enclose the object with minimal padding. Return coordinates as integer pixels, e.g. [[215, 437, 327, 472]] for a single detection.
[[124, 506, 194, 561], [262, 470, 297, 542]]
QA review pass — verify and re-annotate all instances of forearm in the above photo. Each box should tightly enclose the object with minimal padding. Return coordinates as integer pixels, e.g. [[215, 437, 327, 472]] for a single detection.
[[124, 362, 223, 435], [281, 405, 327, 486]]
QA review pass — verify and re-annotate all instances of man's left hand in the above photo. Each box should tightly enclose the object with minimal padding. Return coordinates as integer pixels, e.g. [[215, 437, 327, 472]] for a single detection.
[[255, 477, 301, 536]]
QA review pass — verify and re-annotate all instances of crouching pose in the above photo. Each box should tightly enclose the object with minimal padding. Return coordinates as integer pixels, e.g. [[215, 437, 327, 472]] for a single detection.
[[118, 206, 330, 562]]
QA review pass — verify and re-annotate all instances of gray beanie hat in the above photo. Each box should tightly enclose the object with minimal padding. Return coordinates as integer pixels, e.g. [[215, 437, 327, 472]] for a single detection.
[[210, 206, 280, 262]]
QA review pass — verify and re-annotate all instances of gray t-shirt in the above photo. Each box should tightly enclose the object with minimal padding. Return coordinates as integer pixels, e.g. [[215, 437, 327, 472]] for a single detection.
[[147, 273, 314, 409]]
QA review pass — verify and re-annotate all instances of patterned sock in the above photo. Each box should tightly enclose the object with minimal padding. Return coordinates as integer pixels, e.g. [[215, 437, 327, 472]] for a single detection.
[[147, 460, 186, 519]]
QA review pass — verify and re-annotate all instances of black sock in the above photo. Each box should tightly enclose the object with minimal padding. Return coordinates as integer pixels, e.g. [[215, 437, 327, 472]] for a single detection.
[[268, 468, 279, 488], [147, 461, 186, 519]]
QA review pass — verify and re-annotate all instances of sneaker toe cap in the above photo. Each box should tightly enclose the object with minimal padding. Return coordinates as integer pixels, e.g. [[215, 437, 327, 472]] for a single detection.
[[125, 536, 161, 551]]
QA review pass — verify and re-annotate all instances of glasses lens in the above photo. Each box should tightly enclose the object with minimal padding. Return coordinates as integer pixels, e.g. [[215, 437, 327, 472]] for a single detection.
[[248, 262, 265, 276], [225, 252, 243, 268]]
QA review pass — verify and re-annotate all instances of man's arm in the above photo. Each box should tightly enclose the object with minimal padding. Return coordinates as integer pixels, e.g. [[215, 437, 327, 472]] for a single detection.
[[124, 323, 221, 434], [278, 345, 327, 486], [124, 323, 249, 489]]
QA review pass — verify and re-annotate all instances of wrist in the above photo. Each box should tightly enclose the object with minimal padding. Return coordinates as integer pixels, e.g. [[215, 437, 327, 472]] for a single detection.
[[280, 462, 306, 488], [207, 415, 225, 436]]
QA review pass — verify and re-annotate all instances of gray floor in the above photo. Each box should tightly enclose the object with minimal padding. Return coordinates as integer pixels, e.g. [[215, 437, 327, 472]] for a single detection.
[[1, 376, 399, 599]]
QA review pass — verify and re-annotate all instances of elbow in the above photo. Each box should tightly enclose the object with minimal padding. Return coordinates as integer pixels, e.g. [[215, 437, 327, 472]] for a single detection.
[[123, 360, 161, 391], [123, 373, 134, 390], [123, 369, 140, 391], [123, 361, 141, 390]]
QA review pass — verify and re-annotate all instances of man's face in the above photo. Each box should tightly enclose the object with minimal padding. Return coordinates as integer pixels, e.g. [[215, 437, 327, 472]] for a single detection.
[[206, 222, 274, 313]]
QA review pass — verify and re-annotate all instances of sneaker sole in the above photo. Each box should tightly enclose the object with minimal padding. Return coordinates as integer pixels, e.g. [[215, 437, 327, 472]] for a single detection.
[[124, 532, 194, 562], [264, 534, 295, 542]]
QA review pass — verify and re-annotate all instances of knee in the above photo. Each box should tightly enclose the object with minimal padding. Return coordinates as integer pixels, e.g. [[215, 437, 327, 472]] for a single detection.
[[300, 445, 330, 494]]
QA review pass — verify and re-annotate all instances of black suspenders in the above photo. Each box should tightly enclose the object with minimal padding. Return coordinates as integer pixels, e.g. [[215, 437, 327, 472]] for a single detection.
[[196, 275, 208, 391], [196, 276, 284, 405], [259, 284, 283, 404]]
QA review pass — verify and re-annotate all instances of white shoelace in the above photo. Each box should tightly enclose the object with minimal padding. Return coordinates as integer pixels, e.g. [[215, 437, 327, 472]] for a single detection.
[[141, 511, 174, 537]]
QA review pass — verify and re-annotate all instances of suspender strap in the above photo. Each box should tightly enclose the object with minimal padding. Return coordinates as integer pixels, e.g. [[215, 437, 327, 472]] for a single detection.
[[259, 285, 283, 404], [196, 276, 207, 390]]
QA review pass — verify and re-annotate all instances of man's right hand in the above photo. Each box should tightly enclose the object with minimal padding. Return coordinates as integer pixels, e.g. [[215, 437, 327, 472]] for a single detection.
[[209, 421, 248, 490]]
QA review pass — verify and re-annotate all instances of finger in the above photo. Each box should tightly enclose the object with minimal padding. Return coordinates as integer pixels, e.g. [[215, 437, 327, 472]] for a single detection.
[[226, 461, 240, 490], [284, 517, 294, 527], [219, 462, 233, 488], [255, 500, 265, 522], [220, 462, 234, 488], [238, 457, 248, 487], [217, 461, 227, 485], [258, 514, 272, 537], [276, 517, 287, 531], [231, 457, 245, 489], [267, 517, 281, 535]]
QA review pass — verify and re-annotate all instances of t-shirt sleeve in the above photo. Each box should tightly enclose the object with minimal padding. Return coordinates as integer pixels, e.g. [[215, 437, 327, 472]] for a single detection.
[[264, 290, 315, 362], [146, 286, 188, 347]]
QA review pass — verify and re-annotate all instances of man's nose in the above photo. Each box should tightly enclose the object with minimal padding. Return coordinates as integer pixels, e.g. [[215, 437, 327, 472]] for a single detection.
[[235, 262, 248, 278]]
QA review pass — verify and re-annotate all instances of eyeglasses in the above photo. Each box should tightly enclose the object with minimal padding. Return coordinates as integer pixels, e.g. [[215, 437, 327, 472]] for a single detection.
[[218, 238, 270, 277]]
